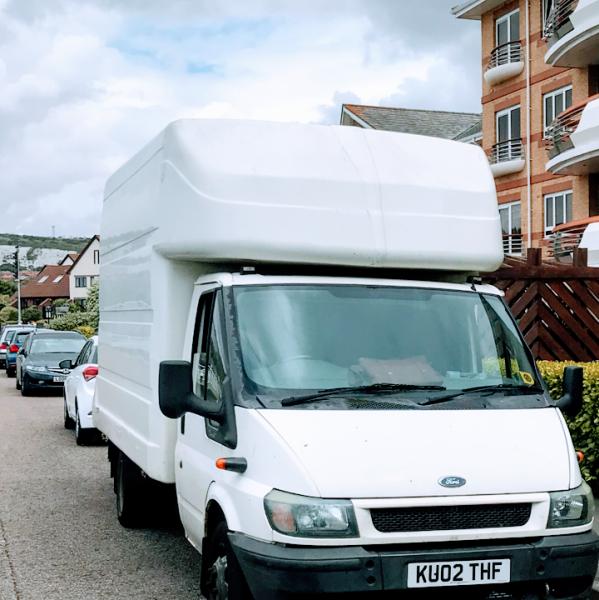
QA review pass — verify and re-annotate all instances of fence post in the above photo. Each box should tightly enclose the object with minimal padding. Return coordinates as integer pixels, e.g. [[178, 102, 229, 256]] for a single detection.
[[573, 247, 588, 267], [526, 247, 542, 266]]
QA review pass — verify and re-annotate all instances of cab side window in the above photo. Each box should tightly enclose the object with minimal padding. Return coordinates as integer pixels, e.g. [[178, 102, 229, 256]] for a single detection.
[[192, 291, 227, 406]]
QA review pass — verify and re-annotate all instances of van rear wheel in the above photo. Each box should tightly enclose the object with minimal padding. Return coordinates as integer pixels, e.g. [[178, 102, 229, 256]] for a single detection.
[[203, 521, 252, 600], [115, 451, 148, 528]]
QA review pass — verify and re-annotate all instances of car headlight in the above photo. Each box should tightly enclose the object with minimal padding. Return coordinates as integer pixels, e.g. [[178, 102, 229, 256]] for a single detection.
[[548, 482, 594, 528], [26, 365, 47, 373], [264, 489, 358, 538]]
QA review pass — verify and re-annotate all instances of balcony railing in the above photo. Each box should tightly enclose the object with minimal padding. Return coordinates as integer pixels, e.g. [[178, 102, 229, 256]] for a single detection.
[[488, 138, 524, 164], [487, 41, 523, 70], [544, 100, 587, 158], [503, 233, 523, 256], [544, 0, 578, 40], [543, 216, 599, 259]]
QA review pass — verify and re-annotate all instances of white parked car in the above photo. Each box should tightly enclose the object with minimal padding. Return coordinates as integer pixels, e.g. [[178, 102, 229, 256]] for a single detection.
[[63, 335, 99, 445]]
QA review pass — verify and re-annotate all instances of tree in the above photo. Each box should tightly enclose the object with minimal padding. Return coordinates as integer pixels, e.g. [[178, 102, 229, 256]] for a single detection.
[[48, 282, 100, 334], [86, 281, 99, 331], [0, 306, 18, 325], [0, 294, 9, 311], [22, 307, 42, 323], [0, 280, 16, 296]]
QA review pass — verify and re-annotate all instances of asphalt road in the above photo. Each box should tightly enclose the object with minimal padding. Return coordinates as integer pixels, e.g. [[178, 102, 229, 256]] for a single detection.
[[0, 371, 201, 600], [0, 371, 598, 600]]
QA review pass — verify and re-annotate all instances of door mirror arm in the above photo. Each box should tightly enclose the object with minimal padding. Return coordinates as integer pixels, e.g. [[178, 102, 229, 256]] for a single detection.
[[159, 361, 226, 423], [556, 366, 583, 418]]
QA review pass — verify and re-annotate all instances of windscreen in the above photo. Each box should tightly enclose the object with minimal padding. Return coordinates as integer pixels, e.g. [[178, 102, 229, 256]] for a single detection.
[[31, 337, 86, 354], [233, 285, 540, 393]]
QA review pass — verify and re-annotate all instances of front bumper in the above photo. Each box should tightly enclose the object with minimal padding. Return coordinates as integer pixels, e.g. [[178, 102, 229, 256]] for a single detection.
[[23, 371, 67, 389], [230, 531, 599, 598]]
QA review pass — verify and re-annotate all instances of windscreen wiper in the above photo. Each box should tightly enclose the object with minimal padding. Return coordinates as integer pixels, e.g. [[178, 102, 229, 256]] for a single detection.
[[281, 383, 447, 407], [419, 384, 545, 407]]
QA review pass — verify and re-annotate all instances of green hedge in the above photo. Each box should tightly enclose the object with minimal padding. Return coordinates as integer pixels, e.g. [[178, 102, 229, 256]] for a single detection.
[[538, 361, 599, 490]]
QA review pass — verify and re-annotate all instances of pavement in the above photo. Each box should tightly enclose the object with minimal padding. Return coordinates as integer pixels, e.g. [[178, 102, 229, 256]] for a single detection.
[[0, 371, 598, 599]]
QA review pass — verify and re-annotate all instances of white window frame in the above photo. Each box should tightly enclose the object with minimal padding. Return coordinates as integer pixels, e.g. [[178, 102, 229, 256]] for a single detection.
[[496, 9, 520, 45], [542, 0, 555, 30], [543, 85, 573, 136], [38, 276, 48, 283], [498, 201, 522, 256], [496, 105, 521, 143], [544, 190, 573, 236], [75, 276, 88, 288]]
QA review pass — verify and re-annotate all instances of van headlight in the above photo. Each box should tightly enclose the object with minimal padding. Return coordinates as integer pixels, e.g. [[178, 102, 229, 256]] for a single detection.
[[264, 489, 358, 538], [548, 482, 594, 528]]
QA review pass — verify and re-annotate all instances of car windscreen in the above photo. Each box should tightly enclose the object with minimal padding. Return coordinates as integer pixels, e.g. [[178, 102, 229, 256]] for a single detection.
[[30, 337, 86, 354]]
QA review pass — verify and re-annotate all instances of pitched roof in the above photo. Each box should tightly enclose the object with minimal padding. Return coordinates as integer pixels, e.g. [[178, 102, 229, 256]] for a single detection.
[[452, 118, 483, 142], [19, 264, 70, 299], [341, 104, 482, 141], [59, 252, 80, 265]]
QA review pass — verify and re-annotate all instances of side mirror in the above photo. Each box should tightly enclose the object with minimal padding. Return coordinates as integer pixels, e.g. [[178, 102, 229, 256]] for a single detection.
[[59, 359, 73, 369], [159, 360, 225, 423], [557, 366, 583, 418]]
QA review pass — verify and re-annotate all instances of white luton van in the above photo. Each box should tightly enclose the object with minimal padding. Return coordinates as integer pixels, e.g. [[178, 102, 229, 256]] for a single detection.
[[95, 119, 598, 599]]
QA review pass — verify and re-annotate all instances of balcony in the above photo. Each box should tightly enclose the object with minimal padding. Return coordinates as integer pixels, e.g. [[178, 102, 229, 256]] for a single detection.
[[545, 0, 599, 67], [546, 95, 599, 175], [484, 42, 524, 86], [488, 139, 526, 177], [543, 216, 599, 263], [503, 233, 523, 256]]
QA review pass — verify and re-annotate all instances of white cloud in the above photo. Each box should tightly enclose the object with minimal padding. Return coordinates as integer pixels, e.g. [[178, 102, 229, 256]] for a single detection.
[[0, 0, 481, 236]]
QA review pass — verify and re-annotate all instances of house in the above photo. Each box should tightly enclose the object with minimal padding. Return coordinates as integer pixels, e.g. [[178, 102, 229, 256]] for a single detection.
[[340, 104, 482, 144], [453, 0, 599, 258], [17, 264, 70, 309], [68, 235, 99, 303]]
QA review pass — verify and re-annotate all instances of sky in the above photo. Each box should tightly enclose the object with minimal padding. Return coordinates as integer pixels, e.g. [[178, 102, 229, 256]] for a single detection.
[[0, 0, 482, 237]]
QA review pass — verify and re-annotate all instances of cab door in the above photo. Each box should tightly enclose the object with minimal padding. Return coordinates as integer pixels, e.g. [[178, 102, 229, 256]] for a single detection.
[[175, 285, 234, 549]]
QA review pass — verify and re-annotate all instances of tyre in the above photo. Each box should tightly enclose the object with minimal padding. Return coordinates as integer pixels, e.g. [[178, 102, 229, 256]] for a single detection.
[[75, 405, 92, 446], [21, 375, 32, 396], [115, 451, 148, 528], [203, 521, 253, 600], [6, 366, 15, 378], [63, 397, 75, 429]]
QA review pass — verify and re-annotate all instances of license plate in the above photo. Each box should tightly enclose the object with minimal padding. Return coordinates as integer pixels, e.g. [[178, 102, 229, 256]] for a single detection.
[[53, 376, 66, 383], [407, 559, 510, 588]]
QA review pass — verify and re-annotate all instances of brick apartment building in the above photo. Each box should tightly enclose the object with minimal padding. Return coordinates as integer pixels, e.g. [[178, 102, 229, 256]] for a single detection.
[[454, 0, 599, 256]]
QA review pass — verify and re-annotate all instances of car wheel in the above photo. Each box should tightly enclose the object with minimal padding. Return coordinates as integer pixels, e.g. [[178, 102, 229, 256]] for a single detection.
[[63, 397, 75, 430], [21, 375, 31, 396], [115, 451, 149, 528], [6, 366, 15, 378], [75, 405, 91, 446], [203, 521, 253, 600]]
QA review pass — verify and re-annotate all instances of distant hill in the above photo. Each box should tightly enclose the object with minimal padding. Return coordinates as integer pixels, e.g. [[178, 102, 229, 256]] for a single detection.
[[0, 234, 90, 271]]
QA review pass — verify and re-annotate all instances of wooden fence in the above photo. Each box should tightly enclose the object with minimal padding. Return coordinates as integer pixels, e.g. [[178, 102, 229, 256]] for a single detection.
[[483, 248, 599, 361]]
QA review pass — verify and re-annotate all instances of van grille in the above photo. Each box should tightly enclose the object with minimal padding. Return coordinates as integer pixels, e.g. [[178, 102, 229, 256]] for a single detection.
[[370, 503, 531, 533]]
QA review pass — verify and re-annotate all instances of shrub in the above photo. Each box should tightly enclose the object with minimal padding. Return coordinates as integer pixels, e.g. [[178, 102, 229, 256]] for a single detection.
[[538, 361, 599, 490], [75, 325, 95, 338], [0, 306, 17, 325], [22, 307, 42, 323], [48, 312, 93, 333]]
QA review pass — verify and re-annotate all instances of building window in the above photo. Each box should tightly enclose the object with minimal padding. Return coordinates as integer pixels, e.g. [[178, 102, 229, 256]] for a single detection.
[[93, 249, 100, 265], [53, 275, 63, 283], [38, 276, 48, 283], [499, 202, 522, 255], [496, 9, 520, 46], [544, 86, 573, 133], [542, 0, 555, 30], [545, 190, 573, 235], [75, 276, 88, 288], [495, 105, 522, 161]]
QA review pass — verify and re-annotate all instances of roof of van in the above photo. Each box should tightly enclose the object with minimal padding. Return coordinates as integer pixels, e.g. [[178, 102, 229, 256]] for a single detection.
[[103, 119, 503, 272]]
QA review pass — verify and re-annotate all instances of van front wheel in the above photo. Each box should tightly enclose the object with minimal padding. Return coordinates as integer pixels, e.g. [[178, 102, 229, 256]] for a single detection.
[[204, 521, 252, 600]]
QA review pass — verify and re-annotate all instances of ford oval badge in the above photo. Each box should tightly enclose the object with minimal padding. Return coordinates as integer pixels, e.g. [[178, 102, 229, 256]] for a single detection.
[[439, 476, 466, 488]]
